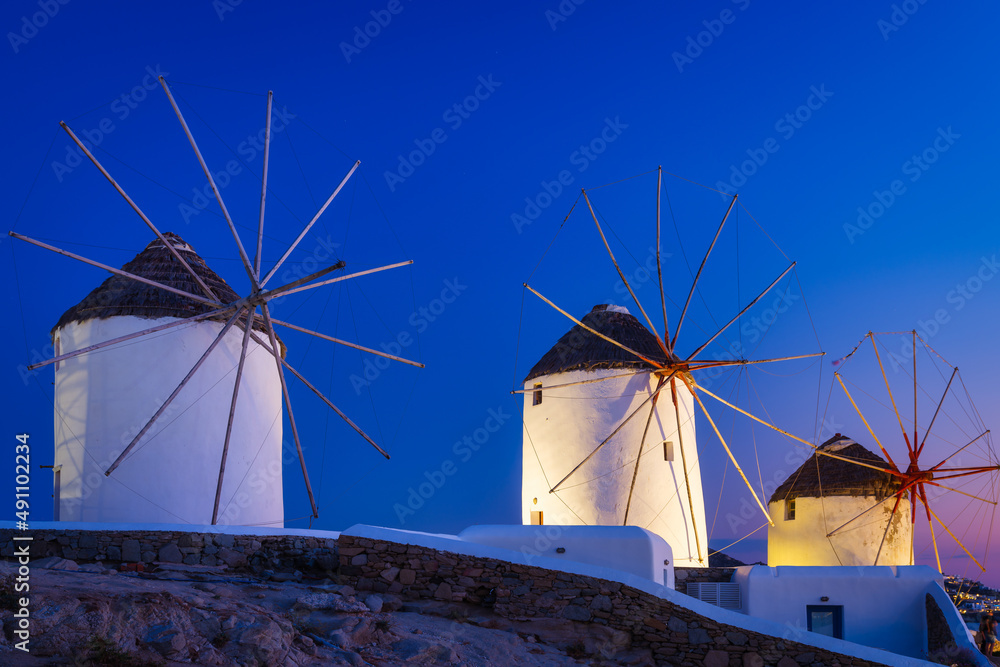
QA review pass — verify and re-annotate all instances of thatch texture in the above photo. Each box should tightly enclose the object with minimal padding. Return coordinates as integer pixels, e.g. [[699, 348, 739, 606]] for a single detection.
[[769, 434, 901, 503], [52, 232, 268, 338], [524, 304, 669, 383]]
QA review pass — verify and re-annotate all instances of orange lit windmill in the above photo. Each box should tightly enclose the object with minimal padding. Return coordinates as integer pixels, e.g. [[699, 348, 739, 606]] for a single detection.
[[821, 331, 998, 573]]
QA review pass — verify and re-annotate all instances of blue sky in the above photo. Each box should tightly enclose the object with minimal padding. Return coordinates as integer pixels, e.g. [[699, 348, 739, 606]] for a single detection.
[[3, 1, 999, 583]]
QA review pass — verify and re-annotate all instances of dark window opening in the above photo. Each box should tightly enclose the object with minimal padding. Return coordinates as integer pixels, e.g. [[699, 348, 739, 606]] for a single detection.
[[663, 440, 674, 461], [786, 498, 796, 521], [532, 383, 543, 406], [807, 605, 843, 639], [531, 510, 544, 525]]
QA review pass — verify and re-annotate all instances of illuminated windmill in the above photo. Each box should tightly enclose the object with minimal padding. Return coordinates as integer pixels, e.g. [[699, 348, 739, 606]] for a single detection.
[[11, 78, 421, 526], [769, 331, 998, 574], [517, 169, 824, 566]]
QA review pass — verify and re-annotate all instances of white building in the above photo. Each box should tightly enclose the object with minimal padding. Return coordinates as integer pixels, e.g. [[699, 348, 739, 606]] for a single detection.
[[52, 233, 284, 527], [521, 304, 707, 567], [767, 434, 912, 567]]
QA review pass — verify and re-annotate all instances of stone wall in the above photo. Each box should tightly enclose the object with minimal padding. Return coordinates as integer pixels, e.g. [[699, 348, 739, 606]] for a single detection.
[[675, 567, 737, 595], [337, 534, 889, 667], [0, 528, 337, 573]]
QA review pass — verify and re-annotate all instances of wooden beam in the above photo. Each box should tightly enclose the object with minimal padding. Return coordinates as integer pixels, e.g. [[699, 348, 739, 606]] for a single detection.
[[275, 260, 412, 299], [254, 91, 273, 280]]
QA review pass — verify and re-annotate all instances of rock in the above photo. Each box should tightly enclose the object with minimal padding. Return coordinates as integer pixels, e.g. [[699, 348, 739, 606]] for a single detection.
[[705, 649, 731, 667], [434, 582, 452, 600], [399, 568, 416, 585], [590, 595, 613, 612], [79, 534, 98, 549], [141, 550, 155, 563], [668, 616, 687, 633], [329, 597, 370, 613], [314, 553, 337, 570], [145, 621, 186, 656], [380, 566, 399, 582], [794, 653, 815, 664], [295, 593, 338, 610], [743, 653, 765, 667], [269, 571, 300, 583], [217, 547, 247, 568], [391, 637, 433, 660], [726, 631, 748, 646], [689, 627, 711, 644], [561, 605, 591, 622], [381, 594, 403, 612], [178, 534, 193, 548], [364, 594, 383, 613], [351, 553, 367, 566], [78, 563, 105, 573], [106, 545, 121, 561], [158, 543, 184, 563], [777, 658, 800, 667], [33, 556, 78, 571], [214, 533, 235, 548], [294, 593, 369, 613]]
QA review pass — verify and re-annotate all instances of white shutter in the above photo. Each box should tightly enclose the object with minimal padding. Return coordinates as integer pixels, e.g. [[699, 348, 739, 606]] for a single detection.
[[688, 582, 741, 610]]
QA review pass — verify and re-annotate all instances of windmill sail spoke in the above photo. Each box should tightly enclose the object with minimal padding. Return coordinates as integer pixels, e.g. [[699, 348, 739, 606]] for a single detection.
[[929, 430, 991, 471], [254, 91, 273, 280], [105, 307, 246, 477], [583, 189, 667, 355], [9, 232, 223, 308], [680, 374, 773, 526], [686, 261, 795, 361], [261, 160, 361, 287], [266, 317, 424, 368], [248, 329, 390, 459], [549, 374, 675, 494], [835, 373, 899, 472], [212, 305, 256, 524], [870, 333, 913, 455], [258, 261, 346, 301], [918, 486, 942, 573], [686, 352, 825, 372], [260, 304, 318, 518], [917, 366, 958, 457], [924, 481, 997, 506], [672, 194, 737, 349], [28, 306, 237, 371], [276, 260, 413, 299], [59, 121, 219, 302], [671, 377, 702, 564], [924, 494, 987, 571], [655, 167, 670, 351], [624, 377, 666, 525], [511, 370, 647, 394], [158, 77, 258, 287], [525, 283, 665, 369]]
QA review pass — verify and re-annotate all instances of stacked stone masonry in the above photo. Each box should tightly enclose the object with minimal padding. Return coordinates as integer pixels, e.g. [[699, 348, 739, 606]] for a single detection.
[[0, 529, 338, 573], [338, 535, 889, 667]]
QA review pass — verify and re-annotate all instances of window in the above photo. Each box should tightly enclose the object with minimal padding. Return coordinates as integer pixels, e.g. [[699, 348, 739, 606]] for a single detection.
[[663, 440, 674, 461], [532, 383, 543, 406], [785, 498, 796, 521], [807, 605, 843, 639], [530, 510, 544, 525], [687, 582, 741, 610]]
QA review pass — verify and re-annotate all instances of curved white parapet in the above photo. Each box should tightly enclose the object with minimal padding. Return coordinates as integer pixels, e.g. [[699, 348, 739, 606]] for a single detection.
[[458, 524, 674, 588], [53, 316, 284, 527]]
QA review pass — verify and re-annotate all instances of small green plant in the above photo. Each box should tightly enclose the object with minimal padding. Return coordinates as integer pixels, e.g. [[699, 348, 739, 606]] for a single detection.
[[375, 618, 392, 633], [211, 632, 228, 648]]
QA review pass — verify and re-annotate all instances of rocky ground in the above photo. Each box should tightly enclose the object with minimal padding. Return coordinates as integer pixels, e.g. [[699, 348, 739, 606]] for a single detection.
[[0, 558, 657, 666]]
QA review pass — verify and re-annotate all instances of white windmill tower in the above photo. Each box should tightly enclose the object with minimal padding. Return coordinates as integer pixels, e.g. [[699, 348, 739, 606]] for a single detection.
[[521, 304, 707, 567], [516, 170, 825, 568], [13, 78, 422, 527]]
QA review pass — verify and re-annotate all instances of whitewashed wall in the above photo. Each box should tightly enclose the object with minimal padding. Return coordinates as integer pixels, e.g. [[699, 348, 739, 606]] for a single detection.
[[459, 524, 674, 588], [768, 496, 912, 567], [53, 316, 284, 527], [734, 565, 941, 660], [522, 368, 707, 567]]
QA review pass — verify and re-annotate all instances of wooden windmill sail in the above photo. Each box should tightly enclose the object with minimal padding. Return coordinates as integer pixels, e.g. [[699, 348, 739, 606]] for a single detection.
[[778, 331, 998, 574], [11, 78, 422, 526], [517, 168, 824, 566]]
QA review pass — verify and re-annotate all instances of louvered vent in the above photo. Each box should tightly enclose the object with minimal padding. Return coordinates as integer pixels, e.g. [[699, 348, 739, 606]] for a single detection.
[[687, 582, 741, 610]]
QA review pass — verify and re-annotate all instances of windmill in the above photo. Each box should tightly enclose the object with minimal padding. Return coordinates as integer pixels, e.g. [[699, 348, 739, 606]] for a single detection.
[[516, 168, 824, 566], [10, 78, 421, 526], [768, 331, 998, 574]]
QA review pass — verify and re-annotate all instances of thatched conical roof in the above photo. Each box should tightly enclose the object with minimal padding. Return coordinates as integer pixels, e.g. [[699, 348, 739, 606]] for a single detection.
[[769, 434, 901, 503], [52, 232, 269, 338], [524, 304, 669, 383]]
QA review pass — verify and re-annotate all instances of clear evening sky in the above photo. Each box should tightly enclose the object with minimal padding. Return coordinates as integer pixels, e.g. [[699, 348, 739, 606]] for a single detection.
[[3, 1, 998, 584]]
